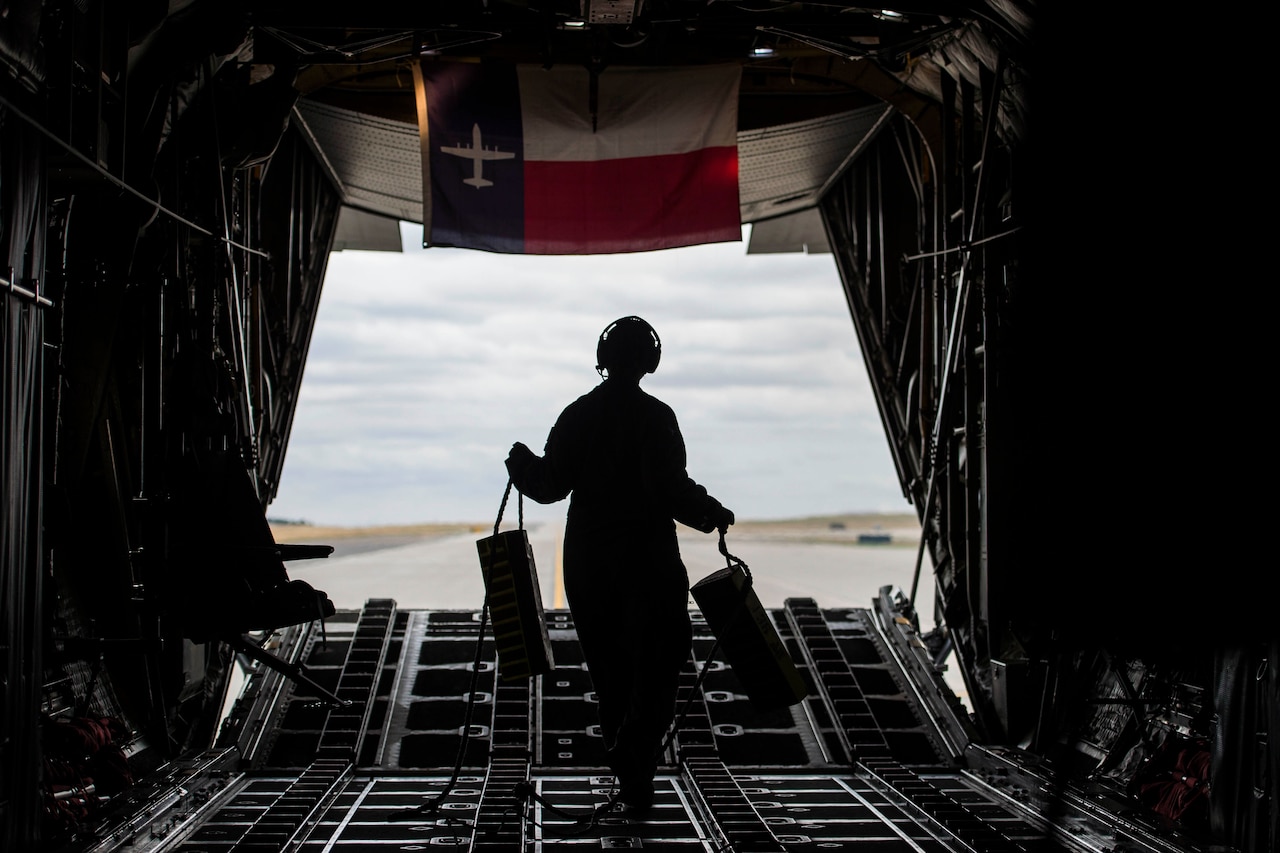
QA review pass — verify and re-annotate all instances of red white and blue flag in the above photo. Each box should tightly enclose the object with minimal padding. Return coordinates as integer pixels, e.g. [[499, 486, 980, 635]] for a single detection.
[[415, 61, 741, 254]]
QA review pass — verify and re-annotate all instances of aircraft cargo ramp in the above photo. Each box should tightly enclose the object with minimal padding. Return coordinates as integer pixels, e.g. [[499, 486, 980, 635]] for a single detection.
[[78, 596, 1204, 853]]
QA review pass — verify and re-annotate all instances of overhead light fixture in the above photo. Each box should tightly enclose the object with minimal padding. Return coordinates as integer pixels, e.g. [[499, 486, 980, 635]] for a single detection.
[[875, 9, 906, 20], [752, 46, 775, 57], [563, 19, 587, 28]]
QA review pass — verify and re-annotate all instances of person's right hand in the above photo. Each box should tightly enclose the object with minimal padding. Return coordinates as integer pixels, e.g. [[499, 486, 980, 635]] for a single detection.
[[505, 442, 535, 476]]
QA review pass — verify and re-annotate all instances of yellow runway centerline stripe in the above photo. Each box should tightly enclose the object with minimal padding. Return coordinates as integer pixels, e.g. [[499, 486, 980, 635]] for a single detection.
[[553, 526, 566, 609]]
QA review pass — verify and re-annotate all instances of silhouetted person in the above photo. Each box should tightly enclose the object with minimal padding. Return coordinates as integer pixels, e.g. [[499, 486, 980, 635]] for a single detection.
[[506, 316, 734, 810]]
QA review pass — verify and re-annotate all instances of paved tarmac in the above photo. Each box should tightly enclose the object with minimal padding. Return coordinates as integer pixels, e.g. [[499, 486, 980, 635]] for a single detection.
[[286, 521, 925, 614], [283, 520, 968, 704]]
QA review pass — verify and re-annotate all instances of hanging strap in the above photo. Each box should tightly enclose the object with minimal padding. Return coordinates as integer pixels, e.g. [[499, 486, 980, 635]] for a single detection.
[[397, 477, 520, 821], [719, 529, 751, 583], [493, 476, 524, 536], [660, 530, 753, 757]]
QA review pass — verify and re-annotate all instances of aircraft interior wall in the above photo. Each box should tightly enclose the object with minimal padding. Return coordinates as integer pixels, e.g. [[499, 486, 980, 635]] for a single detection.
[[3, 9, 344, 842], [814, 24, 1273, 848]]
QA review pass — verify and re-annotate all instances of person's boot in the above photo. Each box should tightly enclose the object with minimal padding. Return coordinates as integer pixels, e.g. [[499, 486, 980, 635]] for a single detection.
[[609, 731, 656, 812], [618, 776, 654, 811]]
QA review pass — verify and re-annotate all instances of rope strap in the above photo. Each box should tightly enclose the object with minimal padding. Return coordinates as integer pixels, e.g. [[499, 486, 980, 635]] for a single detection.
[[397, 477, 521, 820], [493, 477, 524, 536], [718, 529, 751, 582], [660, 530, 753, 757]]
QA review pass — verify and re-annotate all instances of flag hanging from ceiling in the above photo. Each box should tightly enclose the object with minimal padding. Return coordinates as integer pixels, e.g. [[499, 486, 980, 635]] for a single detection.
[[414, 61, 741, 254]]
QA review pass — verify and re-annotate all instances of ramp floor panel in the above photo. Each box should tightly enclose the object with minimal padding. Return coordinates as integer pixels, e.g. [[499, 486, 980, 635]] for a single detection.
[[157, 770, 1058, 851], [95, 602, 1193, 852]]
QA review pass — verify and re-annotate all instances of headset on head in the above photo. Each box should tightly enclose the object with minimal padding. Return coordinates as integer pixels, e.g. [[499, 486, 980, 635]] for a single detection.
[[596, 316, 661, 376]]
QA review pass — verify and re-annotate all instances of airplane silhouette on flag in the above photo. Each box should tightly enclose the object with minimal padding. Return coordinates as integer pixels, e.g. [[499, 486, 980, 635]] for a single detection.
[[440, 123, 514, 188]]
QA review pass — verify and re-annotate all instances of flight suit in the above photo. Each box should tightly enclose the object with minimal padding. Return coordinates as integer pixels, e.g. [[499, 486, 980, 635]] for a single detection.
[[506, 379, 729, 802]]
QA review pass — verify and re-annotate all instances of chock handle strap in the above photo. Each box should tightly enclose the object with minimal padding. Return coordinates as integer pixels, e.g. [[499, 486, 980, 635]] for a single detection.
[[663, 529, 753, 758], [718, 529, 751, 582], [493, 477, 525, 537]]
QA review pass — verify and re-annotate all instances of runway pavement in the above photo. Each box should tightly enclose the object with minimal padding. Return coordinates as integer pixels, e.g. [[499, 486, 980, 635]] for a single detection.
[[285, 520, 926, 614], [282, 519, 968, 704]]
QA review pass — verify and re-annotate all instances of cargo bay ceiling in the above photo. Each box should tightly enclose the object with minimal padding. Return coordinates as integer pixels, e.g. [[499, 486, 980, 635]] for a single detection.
[[205, 0, 1032, 250]]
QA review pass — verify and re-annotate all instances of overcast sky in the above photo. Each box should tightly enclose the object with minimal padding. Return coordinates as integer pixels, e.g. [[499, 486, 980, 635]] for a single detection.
[[268, 222, 909, 527]]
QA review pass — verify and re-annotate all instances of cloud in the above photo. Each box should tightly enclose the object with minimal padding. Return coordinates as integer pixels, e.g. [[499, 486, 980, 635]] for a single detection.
[[269, 223, 910, 525]]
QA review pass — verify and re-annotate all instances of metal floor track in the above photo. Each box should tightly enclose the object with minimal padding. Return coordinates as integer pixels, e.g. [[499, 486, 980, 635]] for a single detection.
[[85, 597, 1205, 853]]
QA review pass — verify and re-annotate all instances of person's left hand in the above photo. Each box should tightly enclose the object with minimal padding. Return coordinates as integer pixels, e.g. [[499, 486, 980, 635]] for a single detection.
[[713, 506, 735, 533]]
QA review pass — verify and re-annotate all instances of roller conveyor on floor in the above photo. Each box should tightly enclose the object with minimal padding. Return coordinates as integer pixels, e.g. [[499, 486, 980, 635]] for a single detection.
[[80, 597, 1209, 853]]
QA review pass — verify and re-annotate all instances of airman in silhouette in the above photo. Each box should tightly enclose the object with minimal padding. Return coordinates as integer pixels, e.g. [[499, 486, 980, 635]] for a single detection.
[[506, 316, 734, 809]]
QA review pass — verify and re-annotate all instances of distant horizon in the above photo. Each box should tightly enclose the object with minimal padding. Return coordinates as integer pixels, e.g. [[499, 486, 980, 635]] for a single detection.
[[267, 508, 921, 529]]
